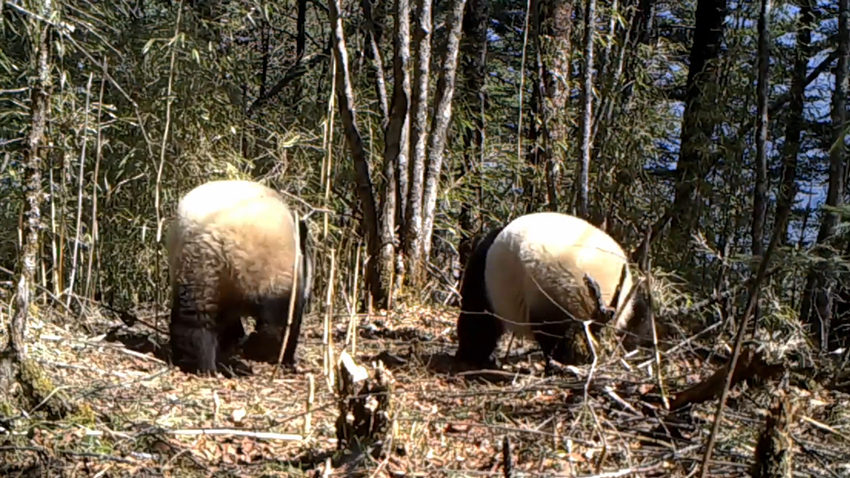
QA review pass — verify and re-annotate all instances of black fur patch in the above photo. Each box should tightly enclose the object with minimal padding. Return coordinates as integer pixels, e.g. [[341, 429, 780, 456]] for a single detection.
[[455, 226, 505, 368]]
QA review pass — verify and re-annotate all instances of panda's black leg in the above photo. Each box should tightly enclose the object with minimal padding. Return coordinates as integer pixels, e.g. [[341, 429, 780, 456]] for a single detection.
[[529, 299, 574, 372], [170, 314, 218, 375], [216, 307, 246, 361], [456, 310, 503, 369], [169, 285, 219, 375], [244, 296, 291, 365], [454, 226, 504, 370]]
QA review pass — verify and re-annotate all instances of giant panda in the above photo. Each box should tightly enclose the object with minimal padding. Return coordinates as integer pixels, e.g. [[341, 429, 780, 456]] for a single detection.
[[166, 179, 314, 375], [455, 212, 642, 370]]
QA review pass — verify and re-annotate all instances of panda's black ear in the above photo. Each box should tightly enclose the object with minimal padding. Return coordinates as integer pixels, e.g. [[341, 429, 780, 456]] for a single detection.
[[298, 218, 311, 250], [297, 217, 314, 300]]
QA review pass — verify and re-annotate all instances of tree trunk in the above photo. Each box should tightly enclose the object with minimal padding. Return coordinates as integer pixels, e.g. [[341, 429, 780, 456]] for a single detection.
[[328, 0, 385, 305], [535, 0, 573, 210], [751, 0, 770, 258], [360, 0, 390, 124], [663, 0, 727, 246], [9, 2, 52, 359], [457, 0, 490, 269], [773, 0, 813, 245], [378, 0, 411, 306], [402, 0, 432, 283], [1, 0, 74, 420], [419, 0, 467, 266], [576, 0, 594, 218], [800, 0, 849, 350], [296, 0, 307, 59]]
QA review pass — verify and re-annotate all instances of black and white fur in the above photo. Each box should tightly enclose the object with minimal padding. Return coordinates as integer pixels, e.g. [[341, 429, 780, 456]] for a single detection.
[[167, 180, 313, 375]]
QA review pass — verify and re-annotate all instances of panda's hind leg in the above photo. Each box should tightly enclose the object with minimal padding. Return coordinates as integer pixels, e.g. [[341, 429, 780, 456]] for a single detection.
[[216, 307, 246, 356], [169, 285, 218, 375], [528, 296, 580, 370], [455, 227, 504, 370], [243, 295, 293, 366]]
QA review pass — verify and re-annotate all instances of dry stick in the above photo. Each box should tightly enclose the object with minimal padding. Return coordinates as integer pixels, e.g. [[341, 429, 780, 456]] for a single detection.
[[580, 319, 609, 473], [699, 215, 782, 477], [324, 249, 337, 391], [304, 373, 315, 436], [84, 57, 107, 300], [154, 4, 181, 245], [639, 226, 669, 410], [515, 0, 531, 166], [152, 9, 181, 332], [322, 59, 337, 240], [67, 72, 93, 307], [502, 436, 513, 478], [47, 164, 59, 297], [166, 428, 302, 441], [386, 258, 395, 312], [271, 210, 301, 381], [346, 242, 362, 355]]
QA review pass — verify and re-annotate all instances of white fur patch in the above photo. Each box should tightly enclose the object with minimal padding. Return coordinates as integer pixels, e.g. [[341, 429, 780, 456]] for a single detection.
[[168, 180, 299, 302], [484, 212, 635, 335]]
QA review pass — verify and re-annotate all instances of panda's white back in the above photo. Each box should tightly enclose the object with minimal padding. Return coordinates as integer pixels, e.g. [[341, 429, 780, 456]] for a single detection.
[[168, 180, 298, 299], [484, 212, 634, 336], [176, 180, 281, 224]]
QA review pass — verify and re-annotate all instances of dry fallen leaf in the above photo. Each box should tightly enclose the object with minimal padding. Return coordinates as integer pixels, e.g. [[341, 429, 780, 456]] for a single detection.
[[444, 422, 470, 433]]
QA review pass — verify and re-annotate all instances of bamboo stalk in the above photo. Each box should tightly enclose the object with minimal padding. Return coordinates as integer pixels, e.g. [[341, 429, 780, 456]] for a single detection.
[[324, 249, 336, 391], [271, 210, 301, 381]]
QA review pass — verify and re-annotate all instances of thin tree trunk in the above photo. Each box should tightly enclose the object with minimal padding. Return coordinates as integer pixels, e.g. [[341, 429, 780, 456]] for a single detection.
[[751, 0, 770, 258], [458, 0, 490, 269], [800, 0, 849, 349], [420, 0, 469, 263], [535, 0, 573, 210], [1, 0, 73, 420], [576, 0, 595, 219], [328, 0, 385, 304], [9, 0, 52, 357], [296, 0, 307, 58], [360, 0, 390, 124], [403, 0, 433, 283], [663, 0, 727, 246], [378, 0, 411, 305], [773, 0, 813, 245], [394, 0, 410, 240]]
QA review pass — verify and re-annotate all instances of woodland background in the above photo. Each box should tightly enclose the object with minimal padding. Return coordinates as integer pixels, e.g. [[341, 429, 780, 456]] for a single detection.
[[0, 0, 849, 475]]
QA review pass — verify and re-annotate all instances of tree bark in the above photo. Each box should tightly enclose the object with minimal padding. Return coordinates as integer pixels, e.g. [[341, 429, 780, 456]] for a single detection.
[[535, 0, 573, 210], [402, 0, 432, 282], [297, 0, 308, 59], [576, 0, 594, 218], [800, 0, 849, 349], [328, 0, 385, 304], [419, 0, 467, 267], [457, 0, 490, 269], [360, 0, 390, 125], [10, 0, 52, 358], [773, 0, 813, 245], [378, 0, 411, 305], [751, 0, 770, 258], [664, 0, 727, 246], [1, 0, 74, 420]]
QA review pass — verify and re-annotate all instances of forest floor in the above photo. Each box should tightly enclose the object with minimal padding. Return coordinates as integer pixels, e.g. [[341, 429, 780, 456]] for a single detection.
[[1, 301, 849, 477]]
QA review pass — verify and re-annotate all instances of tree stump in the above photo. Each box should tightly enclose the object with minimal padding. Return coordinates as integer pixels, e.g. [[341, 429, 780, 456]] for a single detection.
[[334, 351, 394, 456], [752, 393, 796, 478]]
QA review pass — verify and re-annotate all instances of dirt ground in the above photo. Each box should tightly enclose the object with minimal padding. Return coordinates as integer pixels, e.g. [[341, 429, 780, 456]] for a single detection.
[[1, 301, 848, 477]]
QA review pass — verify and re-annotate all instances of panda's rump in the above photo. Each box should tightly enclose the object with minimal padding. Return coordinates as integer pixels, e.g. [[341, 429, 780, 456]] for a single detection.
[[215, 200, 298, 301]]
